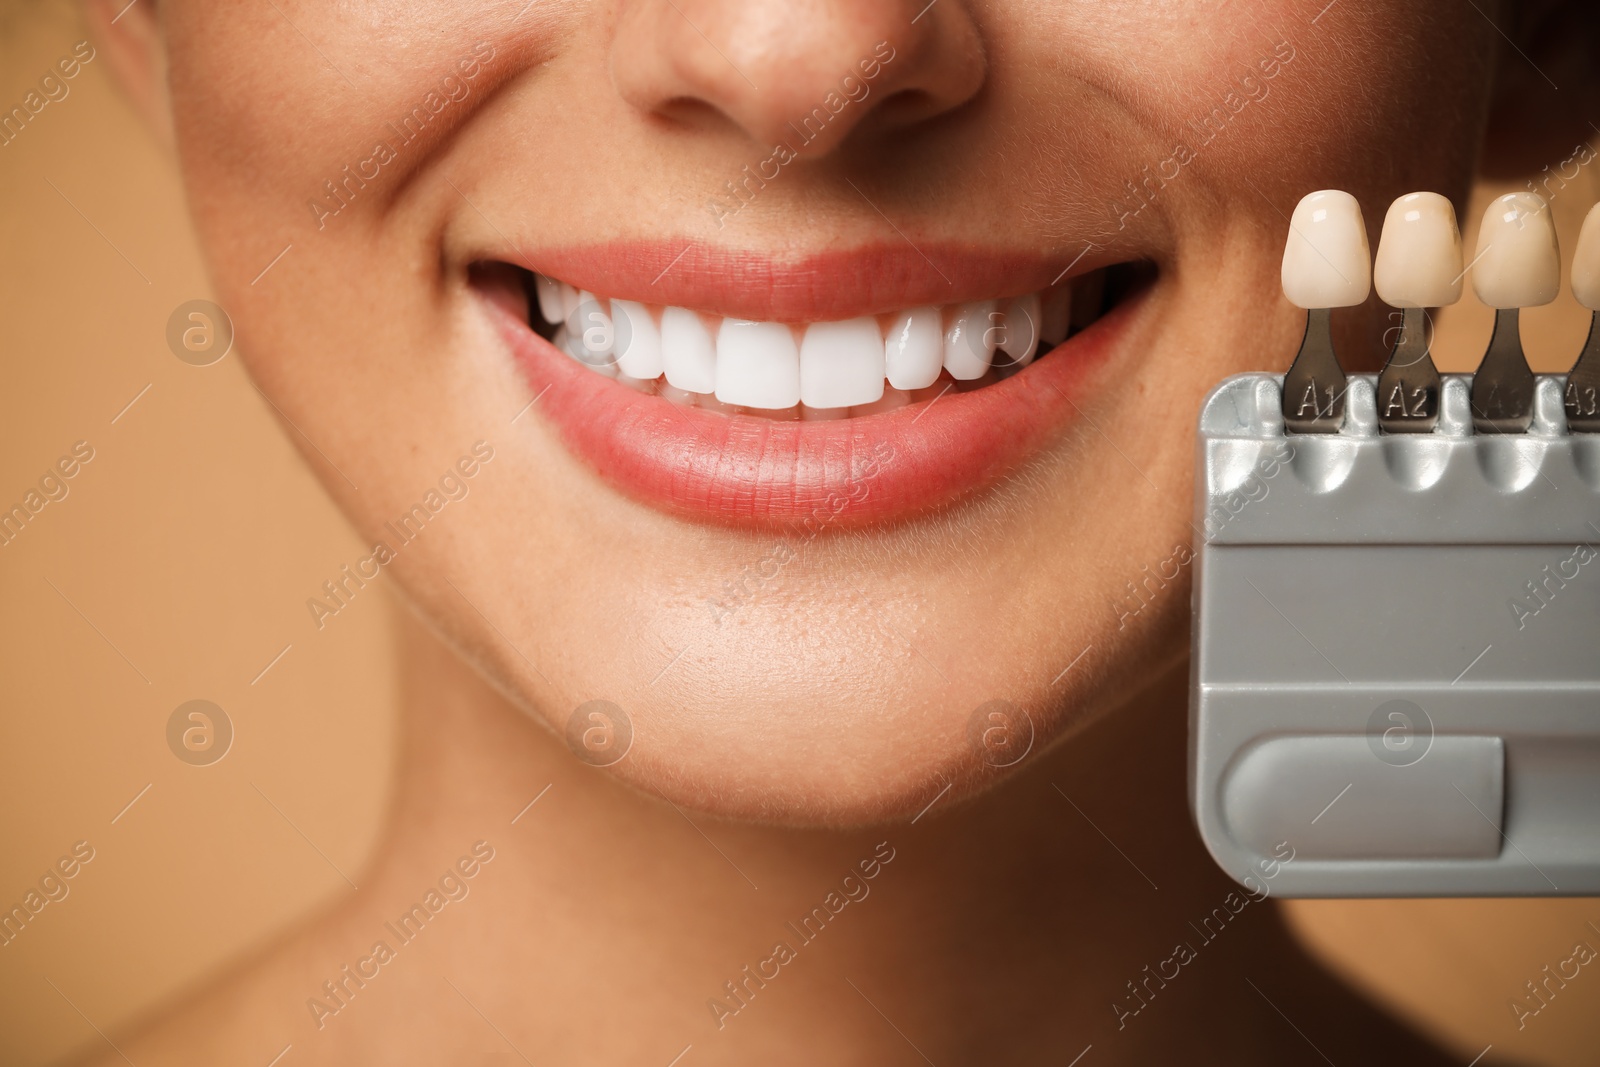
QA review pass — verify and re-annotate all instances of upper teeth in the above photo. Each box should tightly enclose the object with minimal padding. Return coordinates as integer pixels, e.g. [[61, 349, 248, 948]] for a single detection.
[[532, 275, 1087, 414]]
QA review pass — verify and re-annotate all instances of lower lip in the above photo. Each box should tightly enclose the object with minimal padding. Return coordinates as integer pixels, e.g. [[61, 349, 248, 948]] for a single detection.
[[491, 297, 1138, 528]]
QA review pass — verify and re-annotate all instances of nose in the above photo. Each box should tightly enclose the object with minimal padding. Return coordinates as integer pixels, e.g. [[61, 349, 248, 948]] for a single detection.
[[610, 0, 986, 157]]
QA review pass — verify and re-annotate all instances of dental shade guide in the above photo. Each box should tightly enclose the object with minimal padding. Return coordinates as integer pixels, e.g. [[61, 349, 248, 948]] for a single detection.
[[1374, 193, 1459, 433], [1470, 193, 1559, 433], [1191, 189, 1600, 898], [1280, 191, 1368, 433], [1565, 203, 1600, 432]]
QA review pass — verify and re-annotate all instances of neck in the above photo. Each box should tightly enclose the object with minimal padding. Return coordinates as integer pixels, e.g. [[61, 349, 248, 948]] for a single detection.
[[335, 608, 1447, 1062]]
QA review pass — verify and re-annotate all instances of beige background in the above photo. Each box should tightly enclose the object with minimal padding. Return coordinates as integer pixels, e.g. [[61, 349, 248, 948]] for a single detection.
[[1, 2, 1599, 1063]]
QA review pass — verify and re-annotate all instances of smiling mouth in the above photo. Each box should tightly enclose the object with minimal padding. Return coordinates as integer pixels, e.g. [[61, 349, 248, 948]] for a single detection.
[[474, 261, 1141, 421], [473, 247, 1152, 526]]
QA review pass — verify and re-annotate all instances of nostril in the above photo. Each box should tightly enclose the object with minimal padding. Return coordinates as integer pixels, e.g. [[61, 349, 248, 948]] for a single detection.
[[874, 88, 938, 125], [656, 95, 737, 133], [610, 0, 987, 158]]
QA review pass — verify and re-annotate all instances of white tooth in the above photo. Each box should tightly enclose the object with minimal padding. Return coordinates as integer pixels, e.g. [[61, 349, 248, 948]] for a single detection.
[[799, 318, 884, 409], [1574, 202, 1600, 311], [943, 300, 998, 380], [1040, 284, 1072, 346], [569, 291, 615, 366], [658, 382, 699, 405], [611, 299, 663, 379], [559, 281, 579, 319], [1472, 192, 1560, 308], [660, 307, 717, 393], [1374, 192, 1463, 308], [554, 325, 616, 376], [996, 292, 1041, 368], [715, 319, 800, 409], [535, 274, 565, 325], [1281, 189, 1372, 309], [884, 306, 943, 390]]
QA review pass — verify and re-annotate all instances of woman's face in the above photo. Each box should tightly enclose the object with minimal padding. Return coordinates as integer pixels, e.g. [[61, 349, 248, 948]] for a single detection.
[[152, 0, 1492, 822]]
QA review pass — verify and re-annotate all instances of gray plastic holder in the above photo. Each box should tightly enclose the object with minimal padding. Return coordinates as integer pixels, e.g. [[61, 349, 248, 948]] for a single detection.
[[1191, 372, 1600, 897]]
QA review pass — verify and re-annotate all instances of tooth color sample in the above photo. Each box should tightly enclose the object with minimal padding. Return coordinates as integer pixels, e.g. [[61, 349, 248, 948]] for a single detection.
[[1281, 189, 1371, 309], [885, 306, 943, 390], [944, 299, 998, 380], [1472, 192, 1560, 308], [715, 319, 800, 409], [1374, 192, 1463, 308], [800, 318, 885, 409], [661, 306, 717, 394], [1572, 202, 1600, 311]]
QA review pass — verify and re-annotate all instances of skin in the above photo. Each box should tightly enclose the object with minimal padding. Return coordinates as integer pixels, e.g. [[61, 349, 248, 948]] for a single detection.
[[76, 0, 1597, 1062]]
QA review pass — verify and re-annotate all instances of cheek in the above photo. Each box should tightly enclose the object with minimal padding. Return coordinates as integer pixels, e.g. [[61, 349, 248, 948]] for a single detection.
[[1050, 1, 1491, 208]]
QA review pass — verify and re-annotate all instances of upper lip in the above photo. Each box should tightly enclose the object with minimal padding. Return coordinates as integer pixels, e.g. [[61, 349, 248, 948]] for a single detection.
[[484, 240, 1124, 321]]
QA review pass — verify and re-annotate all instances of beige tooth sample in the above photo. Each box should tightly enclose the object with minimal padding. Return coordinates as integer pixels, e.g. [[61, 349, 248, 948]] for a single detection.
[[800, 318, 884, 409], [885, 306, 942, 390], [944, 299, 998, 380], [1281, 190, 1371, 308], [1566, 202, 1600, 433], [715, 319, 800, 409], [611, 299, 662, 379], [997, 292, 1041, 367], [1472, 192, 1559, 308], [1572, 202, 1600, 310], [1374, 192, 1462, 308], [660, 306, 716, 394]]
